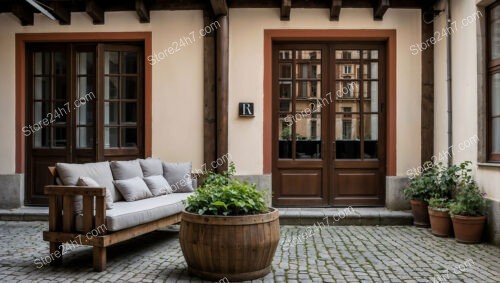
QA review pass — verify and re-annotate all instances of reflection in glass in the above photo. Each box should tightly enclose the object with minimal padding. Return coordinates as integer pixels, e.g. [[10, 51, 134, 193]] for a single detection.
[[78, 77, 94, 98], [54, 52, 66, 75], [105, 51, 119, 74], [336, 64, 360, 79], [296, 50, 321, 60], [335, 50, 360, 60], [34, 102, 50, 123], [296, 64, 321, 79], [35, 77, 50, 100], [279, 81, 292, 98], [279, 63, 292, 79], [121, 52, 138, 74], [77, 127, 95, 148], [54, 102, 67, 124], [364, 115, 378, 158], [296, 81, 320, 98], [279, 114, 292, 159], [105, 76, 119, 99], [121, 102, 137, 123], [104, 102, 119, 125], [54, 77, 67, 100], [493, 118, 500, 153], [122, 77, 137, 99], [78, 103, 95, 125], [53, 127, 66, 147], [34, 127, 50, 148], [336, 114, 360, 159], [34, 52, 50, 75], [78, 52, 95, 75], [122, 128, 137, 147], [105, 127, 119, 148], [363, 81, 378, 112], [492, 19, 500, 60], [279, 50, 292, 60], [336, 81, 359, 99], [492, 73, 500, 116], [295, 114, 321, 159], [279, 100, 292, 112]]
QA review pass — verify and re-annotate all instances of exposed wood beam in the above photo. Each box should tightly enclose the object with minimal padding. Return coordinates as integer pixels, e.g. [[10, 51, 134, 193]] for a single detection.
[[86, 0, 104, 25], [210, 0, 228, 16], [11, 3, 33, 26], [216, 14, 229, 172], [136, 0, 150, 23], [373, 0, 389, 21], [421, 13, 434, 165], [281, 0, 291, 21], [330, 0, 341, 21], [51, 2, 71, 25], [203, 9, 217, 170]]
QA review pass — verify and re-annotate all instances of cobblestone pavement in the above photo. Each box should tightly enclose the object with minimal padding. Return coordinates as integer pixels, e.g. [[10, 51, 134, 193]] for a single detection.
[[0, 221, 499, 282]]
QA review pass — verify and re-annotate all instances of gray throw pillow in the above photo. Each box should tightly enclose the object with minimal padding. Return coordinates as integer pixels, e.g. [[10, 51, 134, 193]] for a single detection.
[[139, 158, 163, 177], [162, 162, 194, 193], [114, 177, 153, 202], [110, 160, 144, 180], [77, 177, 114, 210], [143, 175, 172, 196]]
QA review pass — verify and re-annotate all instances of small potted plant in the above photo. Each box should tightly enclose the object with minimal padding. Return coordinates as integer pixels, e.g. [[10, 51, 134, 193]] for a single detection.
[[428, 197, 453, 237], [179, 163, 280, 281], [449, 182, 488, 243], [404, 161, 438, 227]]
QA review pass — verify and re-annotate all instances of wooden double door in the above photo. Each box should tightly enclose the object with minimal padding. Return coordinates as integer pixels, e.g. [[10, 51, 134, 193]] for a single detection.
[[25, 43, 144, 205], [272, 42, 386, 206]]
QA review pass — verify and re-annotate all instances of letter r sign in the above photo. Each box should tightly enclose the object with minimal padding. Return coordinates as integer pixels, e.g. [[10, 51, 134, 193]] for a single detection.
[[239, 102, 254, 117]]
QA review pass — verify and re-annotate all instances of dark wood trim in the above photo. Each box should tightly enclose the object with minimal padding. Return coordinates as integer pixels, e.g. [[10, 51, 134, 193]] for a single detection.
[[50, 2, 71, 25], [421, 13, 434, 164], [263, 29, 397, 176], [85, 0, 104, 25], [281, 0, 291, 21], [203, 10, 217, 167], [487, 1, 500, 162], [11, 2, 33, 26], [216, 15, 229, 171], [210, 0, 228, 16], [330, 0, 342, 21], [15, 32, 153, 174], [373, 0, 390, 21], [135, 0, 150, 23]]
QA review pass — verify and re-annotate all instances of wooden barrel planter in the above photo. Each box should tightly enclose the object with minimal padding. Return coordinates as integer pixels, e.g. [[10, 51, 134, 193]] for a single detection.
[[179, 208, 280, 281]]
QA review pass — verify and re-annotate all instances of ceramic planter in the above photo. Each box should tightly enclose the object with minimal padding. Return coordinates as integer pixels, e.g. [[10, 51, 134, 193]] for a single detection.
[[428, 207, 453, 237], [451, 214, 487, 244], [410, 199, 430, 227]]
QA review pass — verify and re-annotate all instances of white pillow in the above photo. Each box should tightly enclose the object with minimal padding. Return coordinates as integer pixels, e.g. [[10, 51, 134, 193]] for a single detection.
[[114, 177, 153, 202], [77, 176, 114, 209], [143, 175, 173, 196]]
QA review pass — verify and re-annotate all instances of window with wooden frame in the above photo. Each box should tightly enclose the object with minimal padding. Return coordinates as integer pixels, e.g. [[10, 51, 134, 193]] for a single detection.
[[488, 2, 500, 161]]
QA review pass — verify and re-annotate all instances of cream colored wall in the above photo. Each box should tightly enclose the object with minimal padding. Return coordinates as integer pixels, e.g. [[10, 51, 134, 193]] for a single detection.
[[0, 11, 204, 174], [228, 8, 422, 175]]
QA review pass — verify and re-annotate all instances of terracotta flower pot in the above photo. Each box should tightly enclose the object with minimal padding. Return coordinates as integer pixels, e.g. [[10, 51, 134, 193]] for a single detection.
[[451, 214, 487, 244], [428, 208, 453, 237], [410, 199, 430, 227]]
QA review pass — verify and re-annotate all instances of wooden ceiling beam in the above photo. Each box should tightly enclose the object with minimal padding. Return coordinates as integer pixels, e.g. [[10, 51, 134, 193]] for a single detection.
[[136, 0, 150, 23], [330, 0, 341, 21], [51, 2, 71, 25], [11, 3, 34, 26], [210, 0, 228, 16], [281, 0, 291, 21], [373, 0, 389, 21], [86, 0, 104, 25]]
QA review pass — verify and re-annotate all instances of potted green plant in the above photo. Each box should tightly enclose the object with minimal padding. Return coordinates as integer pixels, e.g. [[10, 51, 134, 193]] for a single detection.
[[449, 181, 488, 244], [404, 161, 438, 227], [179, 163, 280, 281], [428, 197, 453, 237]]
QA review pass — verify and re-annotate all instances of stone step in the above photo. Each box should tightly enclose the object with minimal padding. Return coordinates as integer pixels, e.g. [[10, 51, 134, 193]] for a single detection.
[[0, 207, 48, 221], [278, 207, 413, 226]]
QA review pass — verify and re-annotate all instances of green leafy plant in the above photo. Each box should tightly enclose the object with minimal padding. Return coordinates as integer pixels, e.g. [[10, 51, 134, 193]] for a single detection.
[[185, 162, 268, 216], [404, 161, 439, 202], [428, 197, 450, 212], [449, 182, 487, 217], [280, 127, 291, 140]]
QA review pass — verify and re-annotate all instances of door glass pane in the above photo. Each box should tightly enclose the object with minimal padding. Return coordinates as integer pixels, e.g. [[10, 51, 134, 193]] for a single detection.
[[121, 102, 137, 123], [296, 64, 321, 79], [78, 103, 95, 125], [122, 77, 138, 99], [77, 127, 95, 148], [296, 50, 321, 60], [104, 102, 119, 125], [279, 63, 292, 79], [336, 64, 360, 79], [363, 81, 378, 112], [78, 77, 94, 98], [279, 100, 292, 112], [122, 128, 137, 147], [105, 51, 119, 74], [105, 127, 119, 148], [53, 102, 67, 124], [78, 52, 95, 75], [364, 114, 378, 159], [279, 50, 292, 60], [34, 77, 50, 100], [279, 81, 292, 98], [493, 118, 500, 153], [105, 76, 119, 99], [336, 81, 359, 99], [54, 52, 66, 75], [296, 81, 321, 98], [53, 127, 66, 147], [54, 77, 67, 100], [34, 127, 50, 148], [363, 63, 378, 79], [34, 52, 50, 75], [371, 50, 379, 59], [335, 50, 360, 60], [295, 114, 321, 159], [336, 114, 360, 159], [279, 114, 292, 159], [121, 52, 138, 74], [492, 19, 500, 60], [492, 73, 500, 116], [34, 101, 50, 123], [335, 101, 359, 114]]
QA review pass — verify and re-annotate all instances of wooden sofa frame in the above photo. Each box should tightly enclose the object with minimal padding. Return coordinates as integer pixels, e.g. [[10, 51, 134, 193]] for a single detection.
[[43, 167, 183, 271]]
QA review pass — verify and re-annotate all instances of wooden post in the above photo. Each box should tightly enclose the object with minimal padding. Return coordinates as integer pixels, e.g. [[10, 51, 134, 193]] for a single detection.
[[204, 9, 217, 169], [421, 10, 434, 164], [216, 14, 229, 172]]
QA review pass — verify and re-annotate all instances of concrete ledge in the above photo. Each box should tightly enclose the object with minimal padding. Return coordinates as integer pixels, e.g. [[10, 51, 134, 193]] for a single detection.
[[0, 174, 24, 209], [386, 176, 411, 210], [0, 207, 48, 221], [486, 198, 500, 247]]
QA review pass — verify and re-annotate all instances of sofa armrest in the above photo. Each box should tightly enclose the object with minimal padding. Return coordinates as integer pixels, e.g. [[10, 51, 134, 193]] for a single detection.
[[44, 185, 107, 234]]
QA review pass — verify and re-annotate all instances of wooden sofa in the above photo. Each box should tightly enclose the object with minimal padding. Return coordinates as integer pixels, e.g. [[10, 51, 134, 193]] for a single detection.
[[42, 161, 197, 271]]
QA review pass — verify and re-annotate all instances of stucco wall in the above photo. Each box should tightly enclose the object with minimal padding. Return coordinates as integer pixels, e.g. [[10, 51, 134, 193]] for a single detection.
[[228, 8, 422, 175], [0, 11, 204, 174]]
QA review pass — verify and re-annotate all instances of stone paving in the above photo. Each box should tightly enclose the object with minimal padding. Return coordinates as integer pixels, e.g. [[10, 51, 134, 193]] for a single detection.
[[0, 221, 499, 282]]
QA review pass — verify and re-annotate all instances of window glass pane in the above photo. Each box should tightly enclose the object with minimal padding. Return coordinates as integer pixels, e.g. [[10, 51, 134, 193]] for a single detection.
[[279, 63, 292, 79], [364, 114, 378, 159], [279, 114, 292, 159], [363, 63, 378, 79], [105, 51, 119, 74], [296, 81, 321, 98], [295, 114, 321, 159], [363, 81, 379, 112], [34, 101, 50, 124], [121, 52, 138, 74], [54, 77, 67, 100], [78, 77, 94, 99], [34, 52, 50, 75], [53, 102, 67, 124], [34, 77, 50, 100], [122, 128, 137, 147], [492, 19, 500, 60], [104, 102, 119, 125], [296, 50, 321, 60], [34, 127, 50, 148], [336, 81, 359, 99], [54, 52, 66, 75], [53, 127, 66, 147], [336, 64, 360, 79], [336, 113, 360, 159], [371, 50, 379, 59], [105, 76, 119, 99], [279, 100, 292, 112], [105, 127, 119, 148], [493, 5, 500, 20], [492, 73, 500, 116], [78, 103, 94, 125], [279, 50, 292, 60], [122, 77, 138, 99], [493, 118, 500, 153], [78, 52, 95, 75], [279, 81, 292, 98], [77, 127, 95, 148], [335, 50, 360, 60], [121, 102, 137, 124], [296, 64, 321, 79]]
